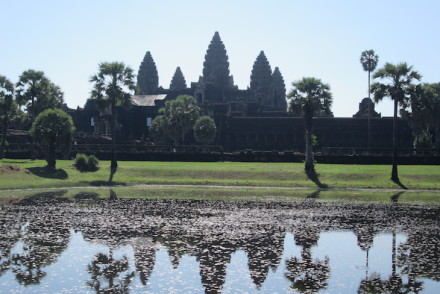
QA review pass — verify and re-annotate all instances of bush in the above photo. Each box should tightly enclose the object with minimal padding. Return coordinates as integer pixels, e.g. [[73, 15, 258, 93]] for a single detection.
[[74, 153, 99, 172], [414, 131, 433, 149]]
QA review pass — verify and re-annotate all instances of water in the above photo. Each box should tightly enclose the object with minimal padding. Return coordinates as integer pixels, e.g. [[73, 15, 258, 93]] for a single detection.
[[1, 195, 439, 293]]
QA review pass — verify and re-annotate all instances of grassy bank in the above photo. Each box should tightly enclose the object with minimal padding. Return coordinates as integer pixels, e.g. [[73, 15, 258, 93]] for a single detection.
[[0, 159, 439, 204], [1, 186, 439, 205], [1, 159, 440, 190]]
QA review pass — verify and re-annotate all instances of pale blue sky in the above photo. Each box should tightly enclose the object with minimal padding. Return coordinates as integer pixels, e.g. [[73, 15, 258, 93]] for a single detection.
[[1, 0, 439, 117]]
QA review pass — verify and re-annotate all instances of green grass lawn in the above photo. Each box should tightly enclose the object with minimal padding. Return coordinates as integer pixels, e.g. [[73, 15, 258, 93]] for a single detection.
[[0, 159, 439, 204], [1, 159, 440, 190]]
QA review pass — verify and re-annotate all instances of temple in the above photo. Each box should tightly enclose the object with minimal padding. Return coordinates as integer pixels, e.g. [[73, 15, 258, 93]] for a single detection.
[[65, 32, 414, 154]]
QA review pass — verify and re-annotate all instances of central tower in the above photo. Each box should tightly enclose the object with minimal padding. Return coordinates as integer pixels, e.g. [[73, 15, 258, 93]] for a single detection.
[[200, 32, 234, 103]]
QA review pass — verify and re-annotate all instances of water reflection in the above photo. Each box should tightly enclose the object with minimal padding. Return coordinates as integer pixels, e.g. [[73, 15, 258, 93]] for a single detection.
[[285, 226, 330, 293], [8, 192, 71, 286], [0, 193, 439, 293], [132, 238, 156, 285], [87, 250, 134, 293]]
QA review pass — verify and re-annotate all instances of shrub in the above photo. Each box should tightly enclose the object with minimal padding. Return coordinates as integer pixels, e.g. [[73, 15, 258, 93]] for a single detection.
[[414, 131, 433, 149], [74, 153, 99, 172], [87, 155, 99, 171]]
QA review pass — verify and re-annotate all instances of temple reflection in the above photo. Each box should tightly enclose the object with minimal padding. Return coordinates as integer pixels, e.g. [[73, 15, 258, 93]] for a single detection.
[[0, 196, 439, 293], [245, 231, 285, 288], [132, 238, 157, 285]]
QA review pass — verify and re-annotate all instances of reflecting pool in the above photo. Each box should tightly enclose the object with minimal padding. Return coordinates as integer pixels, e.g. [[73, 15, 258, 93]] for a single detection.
[[1, 192, 439, 293]]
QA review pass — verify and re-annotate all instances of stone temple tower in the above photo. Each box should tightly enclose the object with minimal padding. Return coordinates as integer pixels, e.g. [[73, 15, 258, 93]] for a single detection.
[[198, 32, 234, 103]]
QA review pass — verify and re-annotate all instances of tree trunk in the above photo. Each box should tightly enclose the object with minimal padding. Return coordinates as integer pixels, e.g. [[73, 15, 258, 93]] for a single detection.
[[0, 116, 8, 159], [47, 136, 56, 169], [30, 98, 36, 160], [436, 125, 440, 149], [391, 99, 399, 181], [109, 101, 118, 182], [181, 127, 185, 145], [303, 103, 314, 173], [392, 232, 396, 276], [367, 70, 371, 148]]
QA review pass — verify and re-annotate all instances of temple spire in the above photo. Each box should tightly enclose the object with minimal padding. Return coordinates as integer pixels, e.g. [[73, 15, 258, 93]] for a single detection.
[[271, 67, 287, 111], [250, 51, 272, 106], [202, 32, 230, 89], [137, 51, 159, 95], [170, 67, 187, 90]]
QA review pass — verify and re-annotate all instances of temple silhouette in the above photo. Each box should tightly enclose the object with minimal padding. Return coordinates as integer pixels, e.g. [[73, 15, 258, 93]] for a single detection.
[[59, 31, 417, 156]]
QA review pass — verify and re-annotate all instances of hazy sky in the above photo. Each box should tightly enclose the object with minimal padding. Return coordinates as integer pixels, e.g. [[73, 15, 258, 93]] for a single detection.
[[1, 0, 439, 117]]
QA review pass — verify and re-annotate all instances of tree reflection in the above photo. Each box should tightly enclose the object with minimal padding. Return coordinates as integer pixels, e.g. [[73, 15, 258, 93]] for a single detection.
[[358, 231, 424, 293], [0, 207, 23, 278], [285, 226, 330, 293], [10, 204, 70, 286], [397, 231, 440, 291], [354, 225, 377, 280], [87, 249, 134, 293]]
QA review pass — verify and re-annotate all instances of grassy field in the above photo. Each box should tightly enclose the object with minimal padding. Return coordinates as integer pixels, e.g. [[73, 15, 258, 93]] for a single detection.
[[0, 159, 439, 204]]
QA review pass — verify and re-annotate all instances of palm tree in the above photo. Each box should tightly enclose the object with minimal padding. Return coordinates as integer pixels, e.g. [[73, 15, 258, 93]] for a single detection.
[[285, 227, 330, 293], [0, 75, 17, 159], [360, 50, 379, 147], [16, 69, 64, 160], [287, 77, 332, 173], [371, 63, 421, 181], [90, 62, 135, 182]]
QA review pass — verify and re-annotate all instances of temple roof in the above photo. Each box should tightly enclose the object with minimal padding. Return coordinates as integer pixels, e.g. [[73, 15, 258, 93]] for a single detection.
[[131, 94, 167, 106]]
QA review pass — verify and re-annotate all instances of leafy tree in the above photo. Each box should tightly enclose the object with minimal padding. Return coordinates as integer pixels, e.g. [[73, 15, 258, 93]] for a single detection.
[[158, 95, 200, 145], [137, 51, 158, 95], [287, 77, 332, 173], [169, 66, 187, 90], [360, 50, 379, 146], [0, 75, 18, 159], [194, 116, 217, 144], [15, 69, 64, 160], [400, 83, 430, 148], [90, 62, 136, 181], [371, 62, 421, 181], [149, 115, 168, 144], [420, 83, 440, 148], [203, 32, 230, 90], [250, 51, 272, 106], [30, 109, 75, 169]]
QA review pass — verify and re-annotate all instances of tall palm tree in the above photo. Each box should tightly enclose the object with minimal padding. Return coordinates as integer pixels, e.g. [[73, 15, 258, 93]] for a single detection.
[[360, 50, 379, 147], [371, 63, 421, 181], [90, 62, 135, 182], [16, 69, 63, 160], [0, 75, 17, 159], [287, 77, 332, 173]]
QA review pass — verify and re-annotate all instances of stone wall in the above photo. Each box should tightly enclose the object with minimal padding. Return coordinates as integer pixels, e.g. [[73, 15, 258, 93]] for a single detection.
[[222, 116, 413, 152]]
